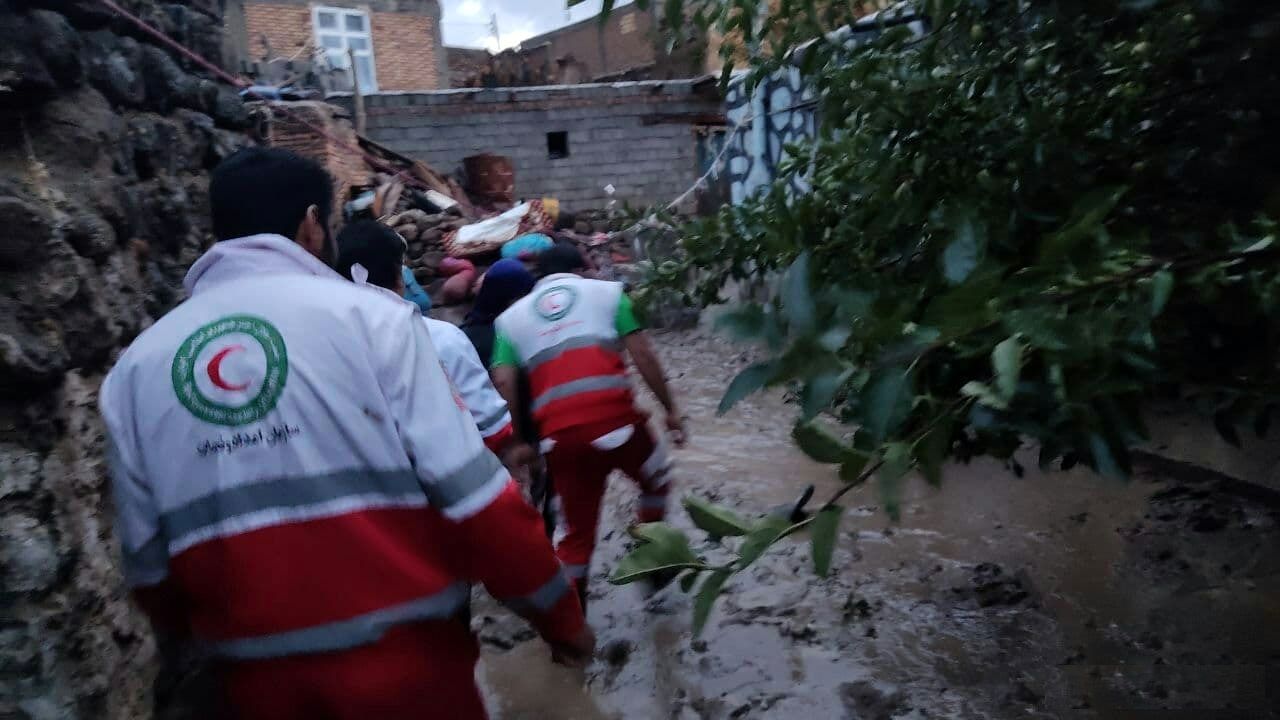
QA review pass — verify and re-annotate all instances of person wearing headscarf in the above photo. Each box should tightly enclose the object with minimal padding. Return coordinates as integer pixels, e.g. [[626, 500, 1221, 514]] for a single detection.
[[462, 259, 536, 366]]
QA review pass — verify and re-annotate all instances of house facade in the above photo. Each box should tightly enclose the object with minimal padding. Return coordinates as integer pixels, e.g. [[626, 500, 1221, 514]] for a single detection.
[[518, 4, 661, 82], [446, 4, 716, 89], [229, 0, 447, 92]]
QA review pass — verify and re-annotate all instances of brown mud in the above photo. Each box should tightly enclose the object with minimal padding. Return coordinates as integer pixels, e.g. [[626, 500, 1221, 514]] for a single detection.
[[473, 329, 1280, 719]]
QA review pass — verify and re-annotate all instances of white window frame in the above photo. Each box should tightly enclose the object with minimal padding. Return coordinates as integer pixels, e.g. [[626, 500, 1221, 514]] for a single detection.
[[312, 5, 378, 92]]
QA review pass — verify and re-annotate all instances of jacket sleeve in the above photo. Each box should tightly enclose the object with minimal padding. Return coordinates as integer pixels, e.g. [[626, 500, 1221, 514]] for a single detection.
[[100, 369, 187, 634], [431, 320, 514, 447], [372, 302, 584, 644]]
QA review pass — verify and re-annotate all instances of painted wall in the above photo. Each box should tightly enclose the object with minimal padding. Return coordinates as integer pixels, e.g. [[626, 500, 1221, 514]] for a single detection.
[[722, 66, 817, 204], [719, 6, 927, 204]]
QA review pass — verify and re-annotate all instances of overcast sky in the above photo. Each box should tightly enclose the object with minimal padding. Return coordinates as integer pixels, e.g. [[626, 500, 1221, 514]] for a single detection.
[[439, 0, 631, 52]]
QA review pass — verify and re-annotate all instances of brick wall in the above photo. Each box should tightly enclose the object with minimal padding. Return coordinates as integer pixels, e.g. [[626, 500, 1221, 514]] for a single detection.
[[521, 5, 658, 80], [338, 80, 722, 208], [446, 46, 491, 88], [241, 1, 443, 91], [257, 101, 368, 228], [370, 11, 438, 90], [243, 3, 310, 61]]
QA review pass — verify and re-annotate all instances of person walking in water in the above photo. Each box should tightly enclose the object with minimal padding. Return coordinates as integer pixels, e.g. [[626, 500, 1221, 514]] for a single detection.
[[334, 221, 531, 470], [490, 244, 686, 607], [99, 148, 590, 720]]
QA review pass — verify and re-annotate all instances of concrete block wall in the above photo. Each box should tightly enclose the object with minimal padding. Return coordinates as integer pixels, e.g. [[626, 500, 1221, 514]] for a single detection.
[[340, 79, 721, 208]]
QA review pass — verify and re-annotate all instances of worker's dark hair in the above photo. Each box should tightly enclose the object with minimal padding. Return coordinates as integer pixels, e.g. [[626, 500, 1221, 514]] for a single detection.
[[210, 147, 333, 242], [554, 211, 577, 231], [537, 243, 587, 276], [335, 220, 406, 290]]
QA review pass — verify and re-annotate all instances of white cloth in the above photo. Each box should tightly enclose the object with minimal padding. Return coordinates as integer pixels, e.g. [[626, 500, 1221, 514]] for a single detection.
[[424, 318, 511, 439], [101, 234, 505, 587], [453, 201, 530, 251]]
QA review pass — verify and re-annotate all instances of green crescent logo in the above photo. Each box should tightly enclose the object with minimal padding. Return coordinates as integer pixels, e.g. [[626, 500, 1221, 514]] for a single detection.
[[171, 315, 288, 427]]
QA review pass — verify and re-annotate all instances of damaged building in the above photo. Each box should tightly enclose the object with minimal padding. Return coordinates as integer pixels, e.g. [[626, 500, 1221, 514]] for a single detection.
[[334, 78, 725, 210]]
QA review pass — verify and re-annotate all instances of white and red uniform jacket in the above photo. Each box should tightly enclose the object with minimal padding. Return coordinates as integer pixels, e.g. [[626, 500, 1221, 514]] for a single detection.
[[425, 318, 514, 453], [100, 235, 581, 688], [492, 273, 643, 436]]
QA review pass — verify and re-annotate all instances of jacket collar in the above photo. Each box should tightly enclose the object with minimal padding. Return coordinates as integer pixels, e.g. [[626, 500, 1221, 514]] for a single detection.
[[184, 234, 343, 296], [535, 272, 580, 287]]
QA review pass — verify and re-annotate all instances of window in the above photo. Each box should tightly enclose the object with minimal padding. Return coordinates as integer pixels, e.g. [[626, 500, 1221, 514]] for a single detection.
[[619, 13, 636, 34], [313, 6, 376, 92], [547, 131, 570, 159]]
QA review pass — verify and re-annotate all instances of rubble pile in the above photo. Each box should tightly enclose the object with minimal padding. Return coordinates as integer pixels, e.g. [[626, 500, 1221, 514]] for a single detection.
[[255, 109, 657, 307], [386, 208, 464, 277]]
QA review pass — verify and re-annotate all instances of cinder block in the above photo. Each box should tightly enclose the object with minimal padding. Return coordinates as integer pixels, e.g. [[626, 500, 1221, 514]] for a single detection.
[[596, 127, 630, 141]]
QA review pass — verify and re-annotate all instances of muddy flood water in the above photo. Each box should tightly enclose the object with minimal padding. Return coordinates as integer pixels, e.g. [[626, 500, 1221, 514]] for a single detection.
[[473, 329, 1279, 720]]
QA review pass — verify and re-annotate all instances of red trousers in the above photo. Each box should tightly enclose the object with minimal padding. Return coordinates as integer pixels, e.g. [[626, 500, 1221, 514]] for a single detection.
[[218, 619, 487, 719], [543, 419, 672, 594]]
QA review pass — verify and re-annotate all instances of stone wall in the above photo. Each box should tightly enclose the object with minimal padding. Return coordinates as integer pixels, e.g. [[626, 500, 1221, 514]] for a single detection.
[[342, 79, 722, 208], [0, 1, 250, 717]]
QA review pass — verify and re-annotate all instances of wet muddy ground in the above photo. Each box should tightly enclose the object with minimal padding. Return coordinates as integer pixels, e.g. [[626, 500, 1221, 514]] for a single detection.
[[474, 329, 1280, 719]]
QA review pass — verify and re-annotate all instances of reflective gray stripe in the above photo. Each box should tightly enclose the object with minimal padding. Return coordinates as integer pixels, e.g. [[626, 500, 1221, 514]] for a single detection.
[[122, 533, 170, 587], [531, 375, 632, 412], [526, 335, 622, 372], [562, 563, 588, 579], [208, 582, 470, 660], [424, 450, 505, 510], [475, 405, 511, 435], [162, 469, 422, 546], [501, 572, 571, 616]]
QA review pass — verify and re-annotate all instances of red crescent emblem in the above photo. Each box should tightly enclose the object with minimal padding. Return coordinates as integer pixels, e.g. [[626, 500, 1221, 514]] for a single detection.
[[208, 345, 250, 392]]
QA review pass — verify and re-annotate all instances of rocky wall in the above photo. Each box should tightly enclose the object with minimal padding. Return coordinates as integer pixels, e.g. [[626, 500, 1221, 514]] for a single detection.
[[0, 1, 250, 717]]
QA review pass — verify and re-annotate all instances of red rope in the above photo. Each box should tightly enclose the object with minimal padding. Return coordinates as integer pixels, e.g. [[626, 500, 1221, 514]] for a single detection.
[[95, 0, 420, 192]]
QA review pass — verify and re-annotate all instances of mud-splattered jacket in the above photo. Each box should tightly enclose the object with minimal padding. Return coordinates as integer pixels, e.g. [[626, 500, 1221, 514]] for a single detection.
[[99, 234, 582, 665]]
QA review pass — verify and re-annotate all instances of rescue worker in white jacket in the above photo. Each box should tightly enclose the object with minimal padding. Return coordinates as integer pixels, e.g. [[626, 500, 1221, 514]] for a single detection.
[[491, 245, 686, 607], [99, 148, 590, 720], [334, 220, 535, 472]]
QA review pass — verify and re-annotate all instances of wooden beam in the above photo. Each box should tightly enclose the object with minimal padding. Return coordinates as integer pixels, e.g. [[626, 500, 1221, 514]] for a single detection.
[[347, 47, 367, 136]]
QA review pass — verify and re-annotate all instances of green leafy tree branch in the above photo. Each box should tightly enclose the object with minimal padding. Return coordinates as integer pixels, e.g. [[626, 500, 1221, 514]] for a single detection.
[[613, 0, 1280, 631]]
